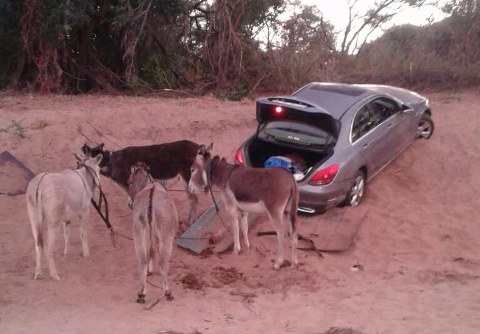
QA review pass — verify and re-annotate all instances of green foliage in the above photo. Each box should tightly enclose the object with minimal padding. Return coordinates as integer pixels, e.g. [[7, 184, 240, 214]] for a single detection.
[[0, 120, 26, 139], [225, 82, 248, 101], [0, 0, 478, 92], [0, 0, 23, 88], [140, 54, 176, 89]]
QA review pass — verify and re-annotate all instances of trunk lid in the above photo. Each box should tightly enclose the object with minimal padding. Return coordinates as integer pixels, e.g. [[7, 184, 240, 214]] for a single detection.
[[256, 97, 341, 149]]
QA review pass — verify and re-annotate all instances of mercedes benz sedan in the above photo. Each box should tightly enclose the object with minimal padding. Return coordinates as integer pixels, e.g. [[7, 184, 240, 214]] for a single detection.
[[234, 82, 434, 213]]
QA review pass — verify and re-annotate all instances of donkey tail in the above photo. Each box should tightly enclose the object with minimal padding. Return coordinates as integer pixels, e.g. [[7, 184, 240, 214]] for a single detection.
[[289, 181, 299, 233], [26, 181, 45, 249]]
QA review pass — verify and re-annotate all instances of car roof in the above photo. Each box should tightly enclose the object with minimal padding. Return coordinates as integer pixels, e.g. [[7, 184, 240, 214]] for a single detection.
[[292, 82, 378, 119]]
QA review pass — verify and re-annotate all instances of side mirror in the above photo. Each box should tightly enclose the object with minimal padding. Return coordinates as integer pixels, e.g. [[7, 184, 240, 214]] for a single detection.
[[402, 104, 413, 114]]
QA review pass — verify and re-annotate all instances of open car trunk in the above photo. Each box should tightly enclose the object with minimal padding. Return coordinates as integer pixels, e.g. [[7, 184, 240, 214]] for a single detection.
[[244, 96, 338, 181], [245, 137, 331, 180]]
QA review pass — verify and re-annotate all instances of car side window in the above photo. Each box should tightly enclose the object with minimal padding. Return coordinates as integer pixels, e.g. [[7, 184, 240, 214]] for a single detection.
[[351, 97, 401, 143], [351, 102, 379, 143], [372, 97, 401, 124]]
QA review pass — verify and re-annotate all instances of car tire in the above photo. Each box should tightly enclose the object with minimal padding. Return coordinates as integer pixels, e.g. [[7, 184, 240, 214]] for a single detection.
[[417, 113, 434, 139], [345, 170, 366, 207]]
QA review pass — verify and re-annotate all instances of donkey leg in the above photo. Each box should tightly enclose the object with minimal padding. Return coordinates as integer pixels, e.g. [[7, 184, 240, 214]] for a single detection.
[[134, 224, 150, 304], [63, 221, 71, 256], [286, 211, 298, 268], [147, 237, 158, 276], [32, 230, 43, 280], [228, 209, 241, 255], [158, 239, 174, 301], [45, 224, 60, 281], [240, 212, 250, 250], [269, 213, 285, 270], [30, 216, 43, 280], [185, 186, 198, 227], [78, 214, 90, 257]]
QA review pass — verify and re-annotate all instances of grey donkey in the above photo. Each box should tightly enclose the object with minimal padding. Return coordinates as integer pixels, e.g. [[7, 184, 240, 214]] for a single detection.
[[26, 154, 103, 280], [127, 162, 178, 303], [188, 144, 299, 270]]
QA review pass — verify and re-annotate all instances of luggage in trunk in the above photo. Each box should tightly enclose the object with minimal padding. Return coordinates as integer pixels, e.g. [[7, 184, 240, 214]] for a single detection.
[[245, 138, 330, 180]]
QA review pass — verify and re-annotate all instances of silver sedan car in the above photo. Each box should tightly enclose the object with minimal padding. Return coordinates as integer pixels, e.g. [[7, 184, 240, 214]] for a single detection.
[[234, 82, 434, 213]]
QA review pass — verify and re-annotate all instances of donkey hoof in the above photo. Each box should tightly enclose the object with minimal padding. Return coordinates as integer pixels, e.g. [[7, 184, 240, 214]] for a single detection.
[[232, 248, 241, 255], [272, 263, 281, 270], [137, 294, 146, 304], [51, 274, 61, 281], [290, 263, 298, 269], [165, 292, 174, 301], [33, 273, 41, 280]]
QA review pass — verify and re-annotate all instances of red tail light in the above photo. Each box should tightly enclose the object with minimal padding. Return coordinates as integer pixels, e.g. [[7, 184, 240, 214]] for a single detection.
[[235, 147, 244, 165], [275, 106, 284, 114], [308, 165, 339, 186]]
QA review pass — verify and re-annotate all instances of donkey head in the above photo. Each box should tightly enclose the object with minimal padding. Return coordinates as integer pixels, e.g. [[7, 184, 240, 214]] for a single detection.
[[127, 162, 151, 200], [188, 143, 213, 194], [74, 153, 103, 185], [81, 143, 112, 175]]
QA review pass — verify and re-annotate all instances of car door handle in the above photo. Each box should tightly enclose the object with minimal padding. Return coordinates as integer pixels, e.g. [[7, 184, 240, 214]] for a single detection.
[[387, 123, 393, 129], [362, 143, 369, 149]]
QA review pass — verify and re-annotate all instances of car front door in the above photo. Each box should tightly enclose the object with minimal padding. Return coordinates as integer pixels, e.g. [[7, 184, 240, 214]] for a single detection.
[[351, 100, 394, 177], [372, 97, 411, 158]]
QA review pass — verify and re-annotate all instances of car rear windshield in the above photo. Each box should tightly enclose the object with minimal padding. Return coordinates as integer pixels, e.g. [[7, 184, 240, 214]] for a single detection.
[[258, 121, 330, 147]]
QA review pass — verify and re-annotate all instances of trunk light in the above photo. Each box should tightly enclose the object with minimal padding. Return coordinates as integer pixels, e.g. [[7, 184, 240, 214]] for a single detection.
[[309, 165, 339, 186], [235, 147, 244, 165]]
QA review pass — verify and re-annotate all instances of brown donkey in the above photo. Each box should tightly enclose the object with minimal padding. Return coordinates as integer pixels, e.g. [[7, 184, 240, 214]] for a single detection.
[[127, 162, 178, 303], [188, 144, 299, 269], [82, 140, 199, 226]]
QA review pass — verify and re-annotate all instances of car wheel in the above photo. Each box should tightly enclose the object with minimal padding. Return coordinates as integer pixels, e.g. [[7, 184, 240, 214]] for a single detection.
[[417, 114, 434, 139], [346, 170, 366, 207]]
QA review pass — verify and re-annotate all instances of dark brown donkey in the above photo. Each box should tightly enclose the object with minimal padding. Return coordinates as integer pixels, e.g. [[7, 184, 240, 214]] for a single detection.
[[82, 140, 200, 226], [188, 144, 299, 269]]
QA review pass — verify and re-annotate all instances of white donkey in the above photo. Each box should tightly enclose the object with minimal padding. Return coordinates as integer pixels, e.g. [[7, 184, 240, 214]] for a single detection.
[[26, 154, 103, 280], [127, 162, 178, 304]]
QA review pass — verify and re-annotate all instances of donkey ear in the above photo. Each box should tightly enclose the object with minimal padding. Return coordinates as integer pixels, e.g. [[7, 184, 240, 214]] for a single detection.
[[94, 154, 103, 164], [81, 144, 92, 156], [130, 165, 137, 174], [221, 157, 226, 162], [98, 143, 105, 151], [74, 153, 83, 163], [206, 142, 213, 153], [198, 144, 206, 156]]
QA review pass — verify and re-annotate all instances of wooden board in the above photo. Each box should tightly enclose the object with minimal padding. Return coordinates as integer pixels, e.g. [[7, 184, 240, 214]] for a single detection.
[[0, 151, 35, 196], [175, 197, 256, 254], [176, 196, 369, 253], [295, 205, 369, 251]]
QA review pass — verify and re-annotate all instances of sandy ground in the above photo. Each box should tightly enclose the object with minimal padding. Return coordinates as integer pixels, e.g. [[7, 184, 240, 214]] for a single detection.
[[0, 91, 479, 334]]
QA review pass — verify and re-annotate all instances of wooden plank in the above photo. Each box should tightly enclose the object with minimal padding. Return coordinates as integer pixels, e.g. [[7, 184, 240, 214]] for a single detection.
[[296, 205, 369, 251], [176, 195, 369, 253], [0, 151, 35, 196], [175, 197, 257, 254]]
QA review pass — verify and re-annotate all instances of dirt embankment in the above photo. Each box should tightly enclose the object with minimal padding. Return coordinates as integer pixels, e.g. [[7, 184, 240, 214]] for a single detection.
[[0, 92, 479, 334]]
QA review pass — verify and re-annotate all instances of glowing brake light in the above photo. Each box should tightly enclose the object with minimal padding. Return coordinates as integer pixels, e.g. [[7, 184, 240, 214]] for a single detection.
[[308, 165, 339, 186], [275, 106, 284, 114], [234, 147, 244, 165]]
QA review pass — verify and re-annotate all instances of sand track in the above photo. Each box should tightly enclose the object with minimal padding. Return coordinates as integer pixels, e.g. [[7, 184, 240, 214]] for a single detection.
[[0, 92, 479, 334]]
